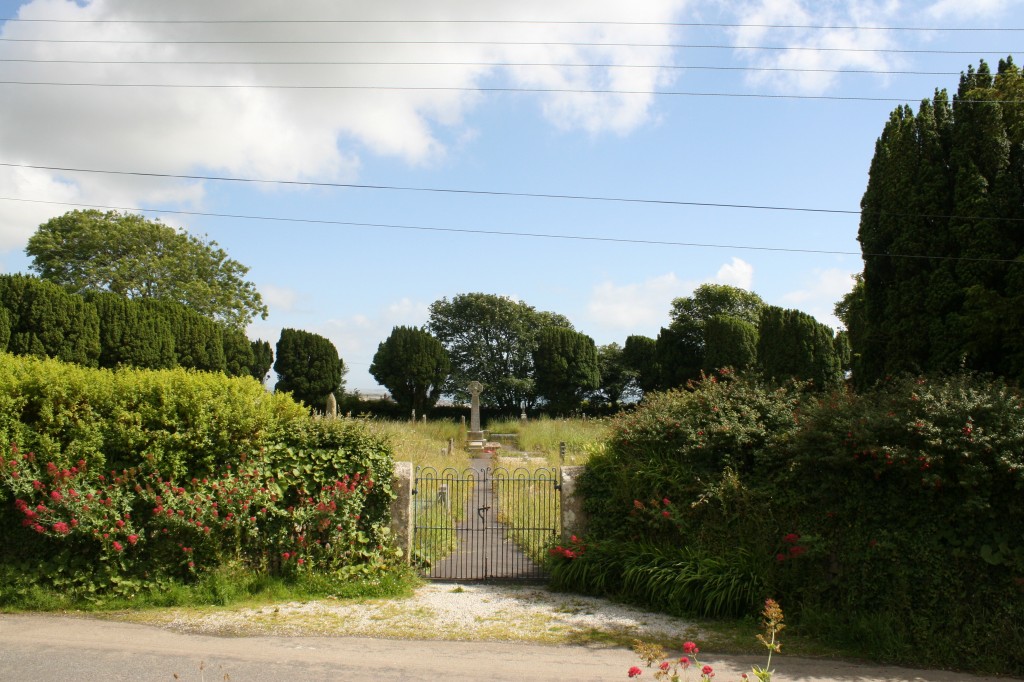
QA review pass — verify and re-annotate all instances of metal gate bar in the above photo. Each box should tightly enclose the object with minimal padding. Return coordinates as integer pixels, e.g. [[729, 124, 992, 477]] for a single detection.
[[412, 465, 559, 581]]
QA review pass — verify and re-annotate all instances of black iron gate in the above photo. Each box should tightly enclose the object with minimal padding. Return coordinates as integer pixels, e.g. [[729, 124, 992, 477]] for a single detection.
[[412, 466, 560, 580]]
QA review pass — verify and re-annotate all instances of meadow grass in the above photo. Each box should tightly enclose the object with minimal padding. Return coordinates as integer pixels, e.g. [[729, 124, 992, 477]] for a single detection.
[[485, 416, 611, 465]]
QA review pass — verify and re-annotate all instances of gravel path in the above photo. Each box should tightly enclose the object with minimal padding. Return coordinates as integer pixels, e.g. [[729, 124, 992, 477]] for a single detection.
[[122, 581, 708, 644]]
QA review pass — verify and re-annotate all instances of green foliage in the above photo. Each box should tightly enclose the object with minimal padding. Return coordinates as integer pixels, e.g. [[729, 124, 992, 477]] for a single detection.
[[274, 328, 345, 412], [0, 306, 11, 352], [0, 353, 400, 602], [249, 339, 273, 383], [89, 291, 176, 370], [757, 306, 843, 389], [370, 326, 450, 413], [26, 209, 268, 328], [622, 335, 660, 395], [658, 284, 766, 389], [0, 274, 100, 367], [592, 342, 639, 408], [571, 371, 1024, 674], [0, 352, 307, 480], [703, 315, 758, 374], [548, 538, 767, 618], [532, 327, 601, 413], [427, 292, 573, 410], [856, 58, 1024, 385]]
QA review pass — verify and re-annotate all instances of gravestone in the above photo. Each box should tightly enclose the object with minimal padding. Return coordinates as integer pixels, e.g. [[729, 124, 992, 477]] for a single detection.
[[325, 392, 337, 418], [466, 380, 485, 452]]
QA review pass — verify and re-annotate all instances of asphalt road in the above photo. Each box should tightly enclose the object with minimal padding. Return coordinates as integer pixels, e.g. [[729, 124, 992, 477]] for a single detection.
[[1, 613, 1020, 681]]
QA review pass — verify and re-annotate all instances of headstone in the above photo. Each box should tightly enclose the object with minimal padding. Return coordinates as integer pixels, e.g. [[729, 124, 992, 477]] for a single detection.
[[411, 409, 416, 423], [466, 380, 485, 452], [422, 415, 427, 424], [460, 415, 466, 428], [447, 438, 454, 456], [325, 392, 337, 418], [520, 410, 527, 422]]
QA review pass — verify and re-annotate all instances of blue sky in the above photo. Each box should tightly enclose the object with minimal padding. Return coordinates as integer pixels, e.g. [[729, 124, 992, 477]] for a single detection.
[[0, 0, 1020, 392]]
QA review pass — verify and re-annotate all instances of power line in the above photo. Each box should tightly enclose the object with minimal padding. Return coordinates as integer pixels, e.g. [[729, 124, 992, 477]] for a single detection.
[[3, 80, 1017, 103], [0, 58, 966, 76], [0, 37, 1014, 55], [3, 17, 1022, 32], [5, 162, 1022, 223], [2, 196, 1021, 265]]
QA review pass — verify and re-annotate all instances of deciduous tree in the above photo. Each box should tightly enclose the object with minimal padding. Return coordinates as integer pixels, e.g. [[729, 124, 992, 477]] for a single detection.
[[26, 210, 268, 328]]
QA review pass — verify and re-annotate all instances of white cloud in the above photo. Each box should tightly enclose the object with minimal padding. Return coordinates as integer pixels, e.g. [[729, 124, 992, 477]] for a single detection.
[[726, 0, 905, 94], [586, 272, 688, 333], [778, 266, 859, 329], [714, 257, 754, 289], [0, 0, 691, 247], [260, 284, 305, 314], [926, 0, 1014, 20]]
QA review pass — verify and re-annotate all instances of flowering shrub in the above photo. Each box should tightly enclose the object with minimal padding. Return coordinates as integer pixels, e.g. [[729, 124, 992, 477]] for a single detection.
[[548, 534, 587, 562], [0, 443, 395, 599]]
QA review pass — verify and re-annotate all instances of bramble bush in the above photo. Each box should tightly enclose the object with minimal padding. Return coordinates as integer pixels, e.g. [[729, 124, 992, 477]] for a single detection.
[[568, 370, 1024, 674]]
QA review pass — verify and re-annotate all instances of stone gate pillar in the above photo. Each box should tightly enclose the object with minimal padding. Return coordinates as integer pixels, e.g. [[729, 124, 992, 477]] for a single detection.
[[559, 465, 588, 542], [391, 462, 413, 562]]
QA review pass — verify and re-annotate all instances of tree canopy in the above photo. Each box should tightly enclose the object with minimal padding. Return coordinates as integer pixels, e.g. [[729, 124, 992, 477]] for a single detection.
[[657, 284, 766, 389], [532, 327, 600, 413], [593, 342, 639, 408], [855, 57, 1024, 384], [427, 293, 573, 411], [26, 210, 268, 329], [370, 326, 450, 414], [273, 328, 345, 411]]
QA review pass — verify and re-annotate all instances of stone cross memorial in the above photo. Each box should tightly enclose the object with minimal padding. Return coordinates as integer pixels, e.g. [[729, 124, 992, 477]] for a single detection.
[[466, 380, 485, 452]]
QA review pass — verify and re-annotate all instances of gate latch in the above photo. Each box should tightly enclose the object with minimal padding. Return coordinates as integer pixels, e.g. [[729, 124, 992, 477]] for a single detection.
[[477, 505, 491, 522]]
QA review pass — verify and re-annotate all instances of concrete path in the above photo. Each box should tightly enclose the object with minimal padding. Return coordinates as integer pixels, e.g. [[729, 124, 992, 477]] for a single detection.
[[1, 613, 1018, 682]]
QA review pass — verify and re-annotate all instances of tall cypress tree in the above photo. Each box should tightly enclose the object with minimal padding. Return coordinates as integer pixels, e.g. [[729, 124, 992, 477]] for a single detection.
[[758, 306, 842, 389], [0, 274, 100, 366], [249, 340, 273, 384], [857, 58, 1024, 383], [89, 291, 175, 369]]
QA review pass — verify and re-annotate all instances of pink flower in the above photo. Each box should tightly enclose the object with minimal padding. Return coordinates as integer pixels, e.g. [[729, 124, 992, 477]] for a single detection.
[[112, 541, 123, 552], [52, 522, 70, 534], [127, 534, 139, 545], [679, 657, 689, 667], [628, 666, 643, 678], [115, 519, 125, 528], [701, 664, 714, 677], [682, 641, 699, 654], [32, 480, 42, 490], [297, 558, 305, 565], [659, 661, 670, 671]]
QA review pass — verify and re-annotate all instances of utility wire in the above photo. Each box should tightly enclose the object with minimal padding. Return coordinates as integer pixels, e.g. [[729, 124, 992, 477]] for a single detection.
[[5, 162, 1022, 223], [0, 37, 1014, 55], [3, 196, 1021, 264], [2, 80, 1017, 103], [0, 58, 966, 76], [3, 18, 1022, 32]]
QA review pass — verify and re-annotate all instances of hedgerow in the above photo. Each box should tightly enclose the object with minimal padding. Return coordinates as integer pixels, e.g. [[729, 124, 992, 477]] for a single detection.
[[564, 371, 1024, 674]]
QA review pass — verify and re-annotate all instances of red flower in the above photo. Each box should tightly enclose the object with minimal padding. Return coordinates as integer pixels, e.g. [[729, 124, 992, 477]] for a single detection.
[[127, 534, 139, 545], [115, 519, 125, 528], [659, 661, 670, 671], [776, 553, 787, 563], [662, 510, 671, 518], [702, 664, 714, 676], [52, 522, 69, 534], [112, 541, 123, 552], [682, 641, 699, 654], [679, 656, 689, 667], [782, 533, 800, 544], [628, 666, 643, 678], [788, 545, 807, 558], [32, 480, 42, 490], [662, 497, 671, 506]]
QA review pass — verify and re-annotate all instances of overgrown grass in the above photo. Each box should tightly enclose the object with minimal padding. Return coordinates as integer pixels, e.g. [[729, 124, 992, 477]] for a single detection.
[[485, 416, 610, 465], [0, 561, 420, 612], [495, 467, 561, 565], [364, 418, 467, 470]]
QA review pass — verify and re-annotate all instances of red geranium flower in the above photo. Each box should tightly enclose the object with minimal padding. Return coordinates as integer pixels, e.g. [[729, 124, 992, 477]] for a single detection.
[[628, 666, 643, 678]]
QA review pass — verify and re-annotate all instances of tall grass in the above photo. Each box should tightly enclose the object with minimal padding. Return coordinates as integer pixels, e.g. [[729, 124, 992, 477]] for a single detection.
[[363, 418, 467, 469], [485, 416, 610, 465], [494, 467, 561, 565]]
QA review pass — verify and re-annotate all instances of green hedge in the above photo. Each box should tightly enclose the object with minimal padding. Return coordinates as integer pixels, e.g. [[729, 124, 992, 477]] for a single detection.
[[574, 371, 1024, 674], [0, 352, 398, 598]]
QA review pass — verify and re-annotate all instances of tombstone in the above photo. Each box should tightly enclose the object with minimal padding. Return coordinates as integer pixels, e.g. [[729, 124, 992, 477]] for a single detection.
[[466, 380, 485, 452], [447, 438, 454, 456], [422, 415, 427, 424], [520, 410, 527, 423], [460, 415, 466, 428], [325, 392, 337, 419], [411, 409, 416, 423]]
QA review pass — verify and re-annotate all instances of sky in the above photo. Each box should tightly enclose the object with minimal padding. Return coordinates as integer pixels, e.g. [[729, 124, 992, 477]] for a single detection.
[[0, 0, 1021, 393]]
